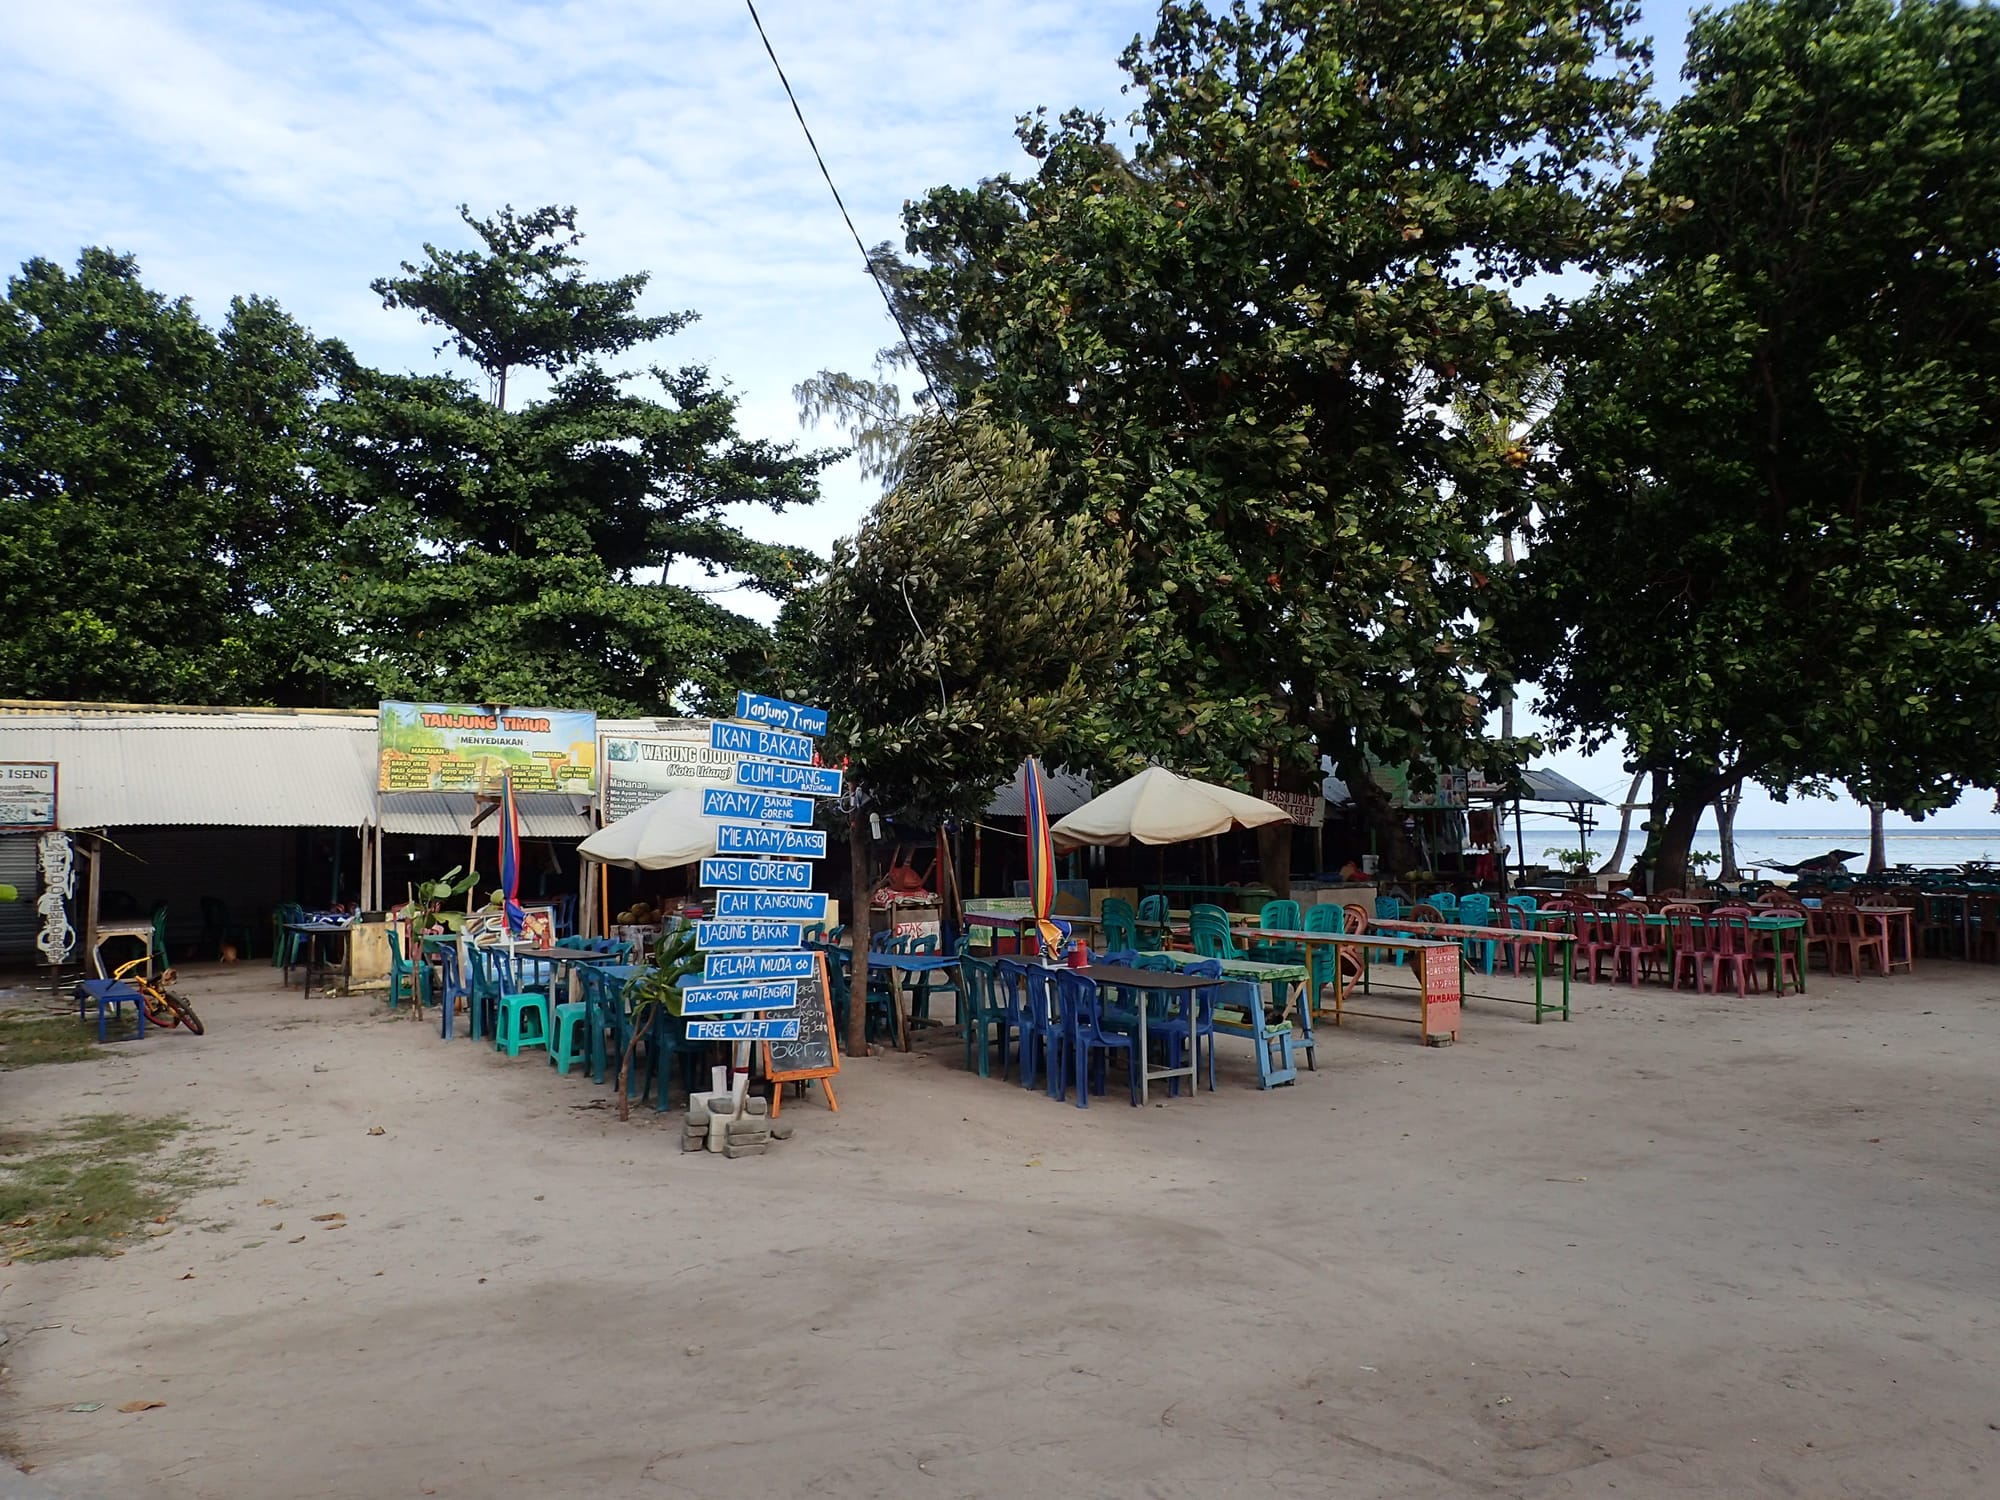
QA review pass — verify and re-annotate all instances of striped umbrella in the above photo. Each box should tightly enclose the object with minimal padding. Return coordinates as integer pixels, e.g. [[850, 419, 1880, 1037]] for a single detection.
[[1022, 758, 1068, 956], [498, 772, 527, 936]]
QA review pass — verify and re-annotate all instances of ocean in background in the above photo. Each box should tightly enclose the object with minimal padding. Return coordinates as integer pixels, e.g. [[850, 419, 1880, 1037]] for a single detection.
[[1514, 826, 2000, 873]]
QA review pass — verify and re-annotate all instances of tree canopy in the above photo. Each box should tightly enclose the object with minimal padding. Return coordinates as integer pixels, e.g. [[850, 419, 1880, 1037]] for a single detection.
[[0, 249, 341, 704], [1516, 0, 2000, 884], [893, 0, 1653, 873]]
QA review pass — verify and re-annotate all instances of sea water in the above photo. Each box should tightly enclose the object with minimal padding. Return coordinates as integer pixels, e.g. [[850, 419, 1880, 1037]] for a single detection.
[[1538, 827, 2000, 874]]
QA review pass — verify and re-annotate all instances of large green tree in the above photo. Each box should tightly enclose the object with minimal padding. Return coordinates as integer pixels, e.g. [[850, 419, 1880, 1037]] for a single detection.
[[1517, 0, 2000, 887], [0, 249, 341, 704], [780, 409, 1127, 1054], [315, 208, 837, 715], [895, 0, 1652, 881]]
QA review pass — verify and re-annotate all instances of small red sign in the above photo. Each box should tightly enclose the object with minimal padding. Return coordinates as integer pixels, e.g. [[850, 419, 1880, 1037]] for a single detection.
[[1421, 945, 1462, 1042]]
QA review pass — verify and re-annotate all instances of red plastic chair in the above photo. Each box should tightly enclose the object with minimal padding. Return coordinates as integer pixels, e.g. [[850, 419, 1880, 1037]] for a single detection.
[[1827, 906, 1891, 977], [1665, 908, 1709, 991], [1607, 902, 1666, 987], [1570, 906, 1616, 982], [1706, 907, 1760, 996]]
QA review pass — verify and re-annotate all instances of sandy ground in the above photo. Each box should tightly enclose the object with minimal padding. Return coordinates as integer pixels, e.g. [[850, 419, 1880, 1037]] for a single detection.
[[2, 955, 1997, 1499]]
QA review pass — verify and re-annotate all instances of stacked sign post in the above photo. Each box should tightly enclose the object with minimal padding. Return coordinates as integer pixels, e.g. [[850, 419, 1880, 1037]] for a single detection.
[[686, 692, 844, 1109]]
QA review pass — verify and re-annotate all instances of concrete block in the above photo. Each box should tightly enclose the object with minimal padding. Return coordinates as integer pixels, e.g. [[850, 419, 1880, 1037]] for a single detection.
[[686, 1103, 710, 1126], [724, 1141, 768, 1159], [745, 1096, 769, 1117], [770, 1122, 795, 1141]]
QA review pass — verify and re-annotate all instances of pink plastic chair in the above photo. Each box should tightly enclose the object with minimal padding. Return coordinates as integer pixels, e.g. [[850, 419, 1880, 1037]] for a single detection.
[[1607, 902, 1666, 987], [1706, 907, 1760, 997]]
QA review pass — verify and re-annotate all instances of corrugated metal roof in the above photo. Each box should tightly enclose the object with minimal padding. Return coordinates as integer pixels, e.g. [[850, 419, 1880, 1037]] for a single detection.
[[0, 710, 380, 829], [1321, 763, 1607, 807], [985, 763, 1095, 818], [378, 793, 596, 839]]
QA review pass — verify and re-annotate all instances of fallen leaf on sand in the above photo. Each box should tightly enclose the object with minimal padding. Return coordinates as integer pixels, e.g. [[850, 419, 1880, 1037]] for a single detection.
[[177, 1272, 195, 1281], [288, 1236, 306, 1244], [151, 1215, 169, 1224], [366, 1127, 385, 1136], [323, 1222, 346, 1231], [270, 1222, 283, 1230], [258, 1198, 277, 1206], [66, 1403, 103, 1413], [118, 1401, 166, 1413], [310, 1213, 345, 1222]]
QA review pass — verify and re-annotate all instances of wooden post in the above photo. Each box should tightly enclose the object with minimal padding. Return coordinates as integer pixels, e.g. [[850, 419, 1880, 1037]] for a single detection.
[[82, 834, 102, 977], [846, 809, 871, 1058]]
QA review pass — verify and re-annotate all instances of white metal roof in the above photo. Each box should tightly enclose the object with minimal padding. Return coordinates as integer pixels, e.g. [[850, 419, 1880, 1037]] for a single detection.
[[378, 792, 596, 839], [0, 707, 380, 829]]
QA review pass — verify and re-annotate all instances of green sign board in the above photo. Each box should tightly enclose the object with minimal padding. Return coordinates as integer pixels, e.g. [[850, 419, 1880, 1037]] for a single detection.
[[377, 701, 598, 795]]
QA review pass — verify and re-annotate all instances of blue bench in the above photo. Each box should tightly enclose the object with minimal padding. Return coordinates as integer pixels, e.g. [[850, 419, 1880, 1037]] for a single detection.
[[77, 979, 148, 1042]]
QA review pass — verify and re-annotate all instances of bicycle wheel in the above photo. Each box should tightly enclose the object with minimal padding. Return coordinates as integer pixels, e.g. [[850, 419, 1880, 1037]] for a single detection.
[[113, 958, 180, 1029], [158, 990, 204, 1036]]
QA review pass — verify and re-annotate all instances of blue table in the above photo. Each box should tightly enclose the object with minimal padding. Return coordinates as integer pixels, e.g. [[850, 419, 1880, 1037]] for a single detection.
[[77, 979, 147, 1042]]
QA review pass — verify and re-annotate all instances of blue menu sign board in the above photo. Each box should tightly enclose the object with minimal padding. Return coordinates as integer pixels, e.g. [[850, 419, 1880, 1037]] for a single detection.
[[681, 980, 802, 1016], [735, 760, 843, 797], [688, 1018, 799, 1042], [703, 951, 818, 984], [714, 822, 827, 859], [694, 920, 805, 951], [701, 788, 814, 825], [715, 891, 829, 920], [699, 857, 813, 891], [734, 691, 829, 738], [709, 721, 815, 765]]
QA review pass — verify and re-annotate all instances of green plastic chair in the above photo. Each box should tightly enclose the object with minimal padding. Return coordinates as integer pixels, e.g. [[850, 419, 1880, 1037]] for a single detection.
[[1138, 894, 1171, 948], [957, 953, 1010, 1078], [1255, 899, 1304, 963], [385, 927, 419, 1010], [1189, 904, 1243, 960], [149, 906, 170, 971], [1302, 901, 1344, 1001], [1099, 898, 1139, 954]]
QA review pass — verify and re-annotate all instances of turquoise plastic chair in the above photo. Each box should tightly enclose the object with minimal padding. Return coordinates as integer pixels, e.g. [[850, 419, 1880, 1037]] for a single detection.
[[1189, 904, 1244, 960], [957, 953, 1011, 1078], [1303, 901, 1344, 1004], [1138, 894, 1171, 949], [385, 927, 419, 1010], [1255, 899, 1304, 963], [1455, 894, 1497, 973], [1427, 891, 1460, 919], [1099, 898, 1139, 954], [1373, 896, 1410, 964]]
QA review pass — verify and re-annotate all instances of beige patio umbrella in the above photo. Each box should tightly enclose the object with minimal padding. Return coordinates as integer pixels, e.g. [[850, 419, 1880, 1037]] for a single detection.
[[1049, 766, 1290, 849], [577, 785, 717, 870]]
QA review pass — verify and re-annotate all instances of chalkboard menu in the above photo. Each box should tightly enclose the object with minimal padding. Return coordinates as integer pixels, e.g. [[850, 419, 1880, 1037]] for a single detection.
[[764, 952, 840, 1082]]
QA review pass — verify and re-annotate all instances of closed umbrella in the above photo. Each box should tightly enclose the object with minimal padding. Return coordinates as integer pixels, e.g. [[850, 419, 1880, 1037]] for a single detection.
[[1022, 757, 1069, 955], [1050, 765, 1290, 849], [498, 772, 526, 935], [578, 785, 719, 871]]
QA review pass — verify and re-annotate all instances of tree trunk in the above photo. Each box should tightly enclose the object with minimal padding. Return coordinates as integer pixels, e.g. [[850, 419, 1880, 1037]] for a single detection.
[[1652, 773, 1730, 892], [1248, 760, 1293, 898], [845, 811, 871, 1059], [1346, 761, 1420, 882], [1715, 784, 1744, 882], [1868, 802, 1886, 874], [1596, 770, 1648, 876]]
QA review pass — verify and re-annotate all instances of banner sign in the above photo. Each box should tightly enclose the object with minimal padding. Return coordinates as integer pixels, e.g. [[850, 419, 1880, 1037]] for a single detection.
[[709, 721, 814, 765], [700, 857, 812, 891], [379, 701, 597, 794], [701, 788, 813, 825], [680, 979, 802, 1016], [714, 822, 827, 859], [694, 920, 805, 951], [1261, 789, 1326, 828], [735, 760, 843, 797], [702, 950, 817, 984], [734, 691, 828, 737], [601, 722, 746, 821], [1421, 944, 1463, 1043], [716, 891, 828, 921], [0, 763, 58, 832], [689, 1018, 800, 1042]]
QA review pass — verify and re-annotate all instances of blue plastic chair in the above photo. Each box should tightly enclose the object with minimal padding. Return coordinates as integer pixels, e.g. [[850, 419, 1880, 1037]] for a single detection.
[[1373, 896, 1411, 965], [1302, 902, 1344, 1008], [1056, 970, 1138, 1108]]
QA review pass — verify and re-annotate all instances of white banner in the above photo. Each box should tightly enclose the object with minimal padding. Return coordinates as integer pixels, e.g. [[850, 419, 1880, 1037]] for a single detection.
[[600, 723, 747, 822]]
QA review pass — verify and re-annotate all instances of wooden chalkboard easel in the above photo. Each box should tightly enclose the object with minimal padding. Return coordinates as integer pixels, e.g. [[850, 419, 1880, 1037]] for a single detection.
[[764, 951, 840, 1116]]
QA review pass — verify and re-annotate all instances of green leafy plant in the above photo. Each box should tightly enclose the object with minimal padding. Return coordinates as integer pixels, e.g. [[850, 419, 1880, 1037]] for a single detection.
[[409, 865, 479, 934], [1544, 848, 1596, 876], [613, 924, 703, 1122]]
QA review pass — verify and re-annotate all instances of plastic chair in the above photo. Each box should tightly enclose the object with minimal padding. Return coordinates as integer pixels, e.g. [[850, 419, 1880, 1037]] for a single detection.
[[485, 948, 552, 1056], [1145, 956, 1219, 1095], [957, 954, 1011, 1079], [1098, 898, 1139, 954], [1706, 907, 1759, 996], [200, 897, 256, 961], [385, 927, 419, 1010], [1826, 905, 1891, 977], [1372, 896, 1411, 965], [1606, 902, 1665, 987], [990, 960, 1033, 1083], [1454, 894, 1496, 973], [1055, 970, 1137, 1108], [270, 902, 305, 968], [1137, 894, 1171, 941], [1253, 899, 1303, 963], [149, 906, 171, 971], [1426, 891, 1459, 919], [1302, 902, 1344, 1010], [1189, 904, 1244, 960]]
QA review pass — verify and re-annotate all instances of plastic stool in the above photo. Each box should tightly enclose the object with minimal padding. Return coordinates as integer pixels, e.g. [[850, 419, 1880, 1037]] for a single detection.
[[494, 992, 549, 1057], [548, 1000, 590, 1075]]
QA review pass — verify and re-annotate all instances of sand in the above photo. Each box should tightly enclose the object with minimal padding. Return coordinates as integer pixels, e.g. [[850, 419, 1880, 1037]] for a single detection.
[[2, 957, 1997, 1499]]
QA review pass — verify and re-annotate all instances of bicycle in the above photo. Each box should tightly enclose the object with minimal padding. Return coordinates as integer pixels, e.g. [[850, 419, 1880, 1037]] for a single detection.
[[110, 956, 205, 1036]]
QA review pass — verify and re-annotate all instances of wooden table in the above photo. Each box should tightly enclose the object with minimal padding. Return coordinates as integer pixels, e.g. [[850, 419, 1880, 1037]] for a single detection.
[[962, 907, 1099, 957], [283, 922, 352, 998], [1151, 950, 1315, 1087], [88, 918, 155, 980], [1074, 964, 1216, 1104], [1370, 917, 1578, 1022]]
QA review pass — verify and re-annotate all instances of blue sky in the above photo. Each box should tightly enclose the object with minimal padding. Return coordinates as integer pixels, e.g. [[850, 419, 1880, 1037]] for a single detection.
[[3, 1, 1984, 830]]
